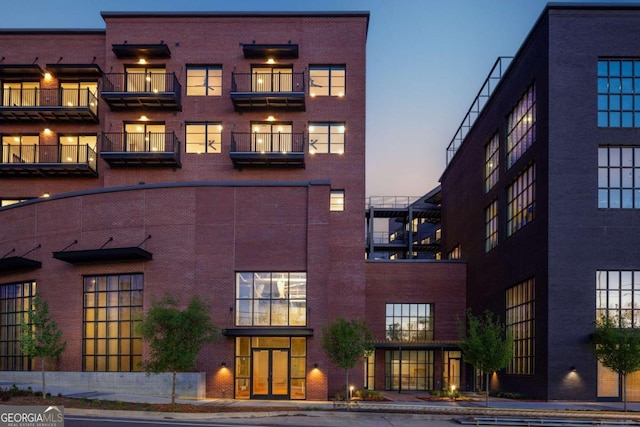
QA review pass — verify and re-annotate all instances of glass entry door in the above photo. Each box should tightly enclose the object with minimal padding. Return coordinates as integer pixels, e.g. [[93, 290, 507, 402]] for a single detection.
[[252, 349, 289, 399]]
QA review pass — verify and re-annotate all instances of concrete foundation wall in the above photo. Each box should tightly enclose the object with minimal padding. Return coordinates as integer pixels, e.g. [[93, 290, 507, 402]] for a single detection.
[[0, 372, 206, 399]]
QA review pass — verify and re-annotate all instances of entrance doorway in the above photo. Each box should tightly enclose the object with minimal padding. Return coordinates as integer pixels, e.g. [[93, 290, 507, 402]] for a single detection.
[[252, 349, 289, 398]]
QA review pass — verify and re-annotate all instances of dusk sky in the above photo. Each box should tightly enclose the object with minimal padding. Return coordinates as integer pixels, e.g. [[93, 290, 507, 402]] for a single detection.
[[1, 0, 635, 198]]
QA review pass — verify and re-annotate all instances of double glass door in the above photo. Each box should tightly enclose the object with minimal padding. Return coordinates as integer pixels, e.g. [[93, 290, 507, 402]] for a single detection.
[[252, 349, 289, 399]]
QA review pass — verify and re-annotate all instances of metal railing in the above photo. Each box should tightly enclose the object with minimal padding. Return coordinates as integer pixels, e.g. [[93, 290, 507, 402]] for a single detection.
[[446, 56, 513, 165], [367, 196, 422, 209], [1, 144, 97, 169], [101, 132, 181, 153], [101, 72, 181, 95], [231, 132, 305, 153], [1, 88, 98, 115], [231, 72, 305, 93]]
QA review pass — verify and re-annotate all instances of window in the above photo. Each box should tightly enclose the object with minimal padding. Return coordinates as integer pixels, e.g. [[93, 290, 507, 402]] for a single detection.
[[2, 135, 39, 163], [507, 164, 535, 236], [186, 66, 222, 96], [506, 84, 536, 168], [124, 123, 165, 152], [251, 122, 293, 153], [485, 199, 498, 252], [2, 82, 39, 107], [83, 274, 143, 372], [485, 133, 499, 192], [596, 270, 640, 327], [186, 123, 222, 154], [1, 199, 28, 207], [125, 67, 165, 92], [59, 135, 97, 163], [235, 272, 306, 327], [506, 278, 535, 375], [598, 146, 640, 208], [385, 303, 434, 341], [251, 67, 293, 92], [448, 245, 461, 260], [60, 82, 98, 107], [598, 59, 640, 127], [330, 190, 345, 211], [308, 122, 345, 154], [385, 350, 433, 390], [0, 281, 36, 371], [309, 65, 345, 97]]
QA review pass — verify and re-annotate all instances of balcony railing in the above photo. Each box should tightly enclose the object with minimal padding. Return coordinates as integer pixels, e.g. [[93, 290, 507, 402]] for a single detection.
[[101, 132, 181, 167], [230, 72, 305, 111], [0, 144, 98, 177], [230, 132, 305, 168], [0, 88, 99, 122], [101, 72, 181, 110]]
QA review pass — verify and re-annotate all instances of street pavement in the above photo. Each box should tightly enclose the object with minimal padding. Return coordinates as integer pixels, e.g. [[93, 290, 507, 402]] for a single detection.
[[2, 380, 640, 424]]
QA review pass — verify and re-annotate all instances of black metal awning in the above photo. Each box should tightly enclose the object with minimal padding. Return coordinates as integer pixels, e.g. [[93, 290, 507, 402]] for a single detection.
[[45, 64, 103, 78], [242, 44, 298, 59], [53, 247, 152, 264], [0, 256, 42, 274], [223, 328, 313, 337], [112, 44, 171, 59], [0, 64, 43, 78]]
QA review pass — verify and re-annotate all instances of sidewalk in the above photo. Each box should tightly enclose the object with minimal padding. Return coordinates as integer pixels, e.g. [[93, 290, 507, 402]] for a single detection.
[[2, 380, 640, 421]]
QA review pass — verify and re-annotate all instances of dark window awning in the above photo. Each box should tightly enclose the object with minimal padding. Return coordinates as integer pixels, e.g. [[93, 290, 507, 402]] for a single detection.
[[0, 256, 42, 274], [46, 64, 103, 78], [53, 247, 152, 265], [112, 44, 171, 59], [242, 44, 298, 59], [223, 328, 313, 337], [374, 340, 461, 350], [0, 64, 43, 78]]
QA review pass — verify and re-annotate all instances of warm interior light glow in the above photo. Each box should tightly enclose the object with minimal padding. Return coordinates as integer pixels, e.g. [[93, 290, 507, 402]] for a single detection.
[[136, 126, 144, 132], [339, 126, 345, 133], [338, 92, 344, 97]]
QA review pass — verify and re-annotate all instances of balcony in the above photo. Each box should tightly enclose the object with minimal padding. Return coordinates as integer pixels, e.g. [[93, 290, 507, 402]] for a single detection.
[[0, 88, 99, 122], [101, 132, 181, 168], [230, 132, 305, 168], [0, 144, 98, 177], [101, 73, 181, 110], [230, 72, 305, 111]]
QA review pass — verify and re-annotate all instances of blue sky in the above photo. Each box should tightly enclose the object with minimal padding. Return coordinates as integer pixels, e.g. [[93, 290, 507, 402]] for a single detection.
[[1, 0, 635, 197]]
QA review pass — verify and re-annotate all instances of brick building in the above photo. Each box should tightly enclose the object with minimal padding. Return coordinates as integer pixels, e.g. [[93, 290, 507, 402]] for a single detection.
[[0, 11, 467, 400], [440, 3, 640, 401]]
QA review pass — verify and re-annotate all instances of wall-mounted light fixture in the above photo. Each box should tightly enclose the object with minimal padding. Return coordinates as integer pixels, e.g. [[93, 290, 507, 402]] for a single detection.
[[221, 362, 226, 367], [313, 363, 318, 369], [569, 366, 576, 372]]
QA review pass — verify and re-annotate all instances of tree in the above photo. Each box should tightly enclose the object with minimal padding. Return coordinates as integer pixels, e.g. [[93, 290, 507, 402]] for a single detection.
[[592, 314, 640, 411], [135, 295, 218, 404], [321, 317, 374, 400], [20, 293, 67, 399], [458, 309, 513, 408]]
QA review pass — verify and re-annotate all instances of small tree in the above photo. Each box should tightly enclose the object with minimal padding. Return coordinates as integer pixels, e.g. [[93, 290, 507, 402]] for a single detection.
[[136, 295, 218, 404], [321, 317, 374, 400], [20, 293, 67, 399], [458, 309, 513, 408], [592, 313, 640, 411]]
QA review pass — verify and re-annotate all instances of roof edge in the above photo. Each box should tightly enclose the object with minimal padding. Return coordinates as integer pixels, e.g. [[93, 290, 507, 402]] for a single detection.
[[100, 10, 370, 19]]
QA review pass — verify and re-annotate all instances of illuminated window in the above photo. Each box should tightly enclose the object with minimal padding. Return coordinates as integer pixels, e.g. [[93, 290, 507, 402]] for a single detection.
[[58, 135, 97, 163], [598, 59, 640, 127], [330, 190, 345, 211], [60, 82, 98, 107], [507, 164, 535, 237], [186, 66, 222, 96], [385, 303, 434, 341], [2, 82, 39, 107], [506, 84, 536, 169], [485, 133, 499, 192], [308, 122, 345, 154], [506, 278, 535, 375], [235, 272, 307, 327], [385, 350, 433, 391], [598, 146, 640, 208], [596, 270, 640, 327], [124, 123, 165, 152], [186, 123, 222, 153], [448, 245, 461, 260], [2, 135, 39, 163], [125, 67, 166, 92], [0, 281, 36, 370], [309, 65, 345, 97], [83, 274, 143, 372], [485, 199, 498, 252]]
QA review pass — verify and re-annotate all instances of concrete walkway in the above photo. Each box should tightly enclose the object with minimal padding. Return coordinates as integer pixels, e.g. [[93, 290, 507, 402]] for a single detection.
[[2, 380, 640, 421]]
